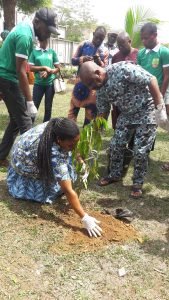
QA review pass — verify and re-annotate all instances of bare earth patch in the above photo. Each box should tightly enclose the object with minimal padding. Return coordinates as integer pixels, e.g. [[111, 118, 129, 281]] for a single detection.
[[50, 210, 141, 254]]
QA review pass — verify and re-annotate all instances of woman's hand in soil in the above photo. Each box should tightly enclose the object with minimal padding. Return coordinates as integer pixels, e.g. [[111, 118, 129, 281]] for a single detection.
[[81, 214, 102, 237]]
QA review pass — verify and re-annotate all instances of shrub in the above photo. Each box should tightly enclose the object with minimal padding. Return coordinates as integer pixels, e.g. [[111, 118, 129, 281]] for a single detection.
[[60, 65, 77, 79]]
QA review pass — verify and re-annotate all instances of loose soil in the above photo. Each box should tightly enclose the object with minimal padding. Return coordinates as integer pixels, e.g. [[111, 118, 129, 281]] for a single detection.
[[49, 210, 141, 254]]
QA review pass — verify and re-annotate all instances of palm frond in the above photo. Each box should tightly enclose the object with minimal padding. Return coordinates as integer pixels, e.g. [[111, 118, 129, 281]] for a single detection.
[[124, 6, 162, 48]]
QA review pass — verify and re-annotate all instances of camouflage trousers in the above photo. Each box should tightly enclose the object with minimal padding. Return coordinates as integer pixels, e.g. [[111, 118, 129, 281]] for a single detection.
[[108, 123, 156, 185]]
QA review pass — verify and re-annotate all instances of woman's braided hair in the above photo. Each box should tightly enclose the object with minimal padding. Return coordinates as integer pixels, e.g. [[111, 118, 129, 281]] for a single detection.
[[37, 117, 80, 184]]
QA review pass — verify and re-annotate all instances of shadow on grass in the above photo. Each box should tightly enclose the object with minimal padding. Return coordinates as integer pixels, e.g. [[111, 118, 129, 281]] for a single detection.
[[91, 151, 169, 224], [96, 192, 169, 222], [140, 224, 169, 259], [141, 236, 169, 259], [0, 180, 87, 235], [88, 144, 169, 224]]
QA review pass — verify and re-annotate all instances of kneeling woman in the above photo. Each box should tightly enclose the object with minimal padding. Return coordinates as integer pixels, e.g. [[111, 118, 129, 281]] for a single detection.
[[7, 118, 102, 238]]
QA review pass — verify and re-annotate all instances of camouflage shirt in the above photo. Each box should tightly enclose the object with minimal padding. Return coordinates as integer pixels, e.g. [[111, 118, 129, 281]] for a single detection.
[[96, 61, 156, 124]]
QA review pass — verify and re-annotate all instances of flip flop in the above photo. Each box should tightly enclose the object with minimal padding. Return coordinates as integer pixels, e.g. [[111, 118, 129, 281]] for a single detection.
[[98, 176, 121, 187], [130, 185, 142, 199], [115, 208, 134, 218], [103, 208, 134, 222]]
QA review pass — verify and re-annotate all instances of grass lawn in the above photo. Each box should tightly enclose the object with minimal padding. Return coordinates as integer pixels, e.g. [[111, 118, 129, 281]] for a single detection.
[[0, 83, 169, 300]]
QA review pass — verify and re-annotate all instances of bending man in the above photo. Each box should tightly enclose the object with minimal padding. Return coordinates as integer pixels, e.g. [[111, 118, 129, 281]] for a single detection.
[[79, 61, 167, 198]]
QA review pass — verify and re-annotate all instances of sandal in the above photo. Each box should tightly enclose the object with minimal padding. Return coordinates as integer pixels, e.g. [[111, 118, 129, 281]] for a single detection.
[[103, 208, 134, 222], [115, 208, 134, 219], [130, 185, 143, 199], [98, 176, 121, 187], [161, 163, 169, 171]]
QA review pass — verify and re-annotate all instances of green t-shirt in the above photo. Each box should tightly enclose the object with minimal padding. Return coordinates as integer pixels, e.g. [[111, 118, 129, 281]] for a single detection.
[[0, 22, 34, 83], [29, 48, 59, 85], [137, 45, 169, 87]]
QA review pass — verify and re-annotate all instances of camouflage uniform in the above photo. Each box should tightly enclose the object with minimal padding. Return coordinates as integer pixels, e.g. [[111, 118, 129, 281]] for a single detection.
[[97, 61, 157, 185]]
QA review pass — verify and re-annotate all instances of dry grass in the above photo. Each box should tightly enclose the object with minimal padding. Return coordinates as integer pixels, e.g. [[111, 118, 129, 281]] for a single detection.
[[0, 84, 169, 300]]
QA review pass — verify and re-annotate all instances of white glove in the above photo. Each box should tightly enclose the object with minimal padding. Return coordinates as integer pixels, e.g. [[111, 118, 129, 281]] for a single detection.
[[81, 213, 102, 237], [27, 101, 38, 118], [155, 103, 168, 125], [81, 162, 87, 173]]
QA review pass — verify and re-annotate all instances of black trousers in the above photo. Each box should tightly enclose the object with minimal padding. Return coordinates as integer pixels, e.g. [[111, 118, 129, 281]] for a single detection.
[[0, 77, 32, 160], [33, 83, 55, 123]]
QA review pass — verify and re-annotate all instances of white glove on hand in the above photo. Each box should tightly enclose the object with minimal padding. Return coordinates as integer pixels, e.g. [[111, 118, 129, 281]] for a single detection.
[[27, 101, 37, 118], [81, 214, 102, 237], [81, 162, 87, 173], [155, 103, 167, 123]]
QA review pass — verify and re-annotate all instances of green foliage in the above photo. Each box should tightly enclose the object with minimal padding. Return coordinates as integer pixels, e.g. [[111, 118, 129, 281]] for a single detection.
[[73, 117, 108, 192], [17, 0, 52, 13], [54, 0, 97, 42], [124, 6, 161, 48], [60, 65, 77, 79], [163, 43, 169, 48]]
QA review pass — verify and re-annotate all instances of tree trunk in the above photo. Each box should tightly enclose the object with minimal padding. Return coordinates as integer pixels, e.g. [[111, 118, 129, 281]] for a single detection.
[[2, 0, 16, 30]]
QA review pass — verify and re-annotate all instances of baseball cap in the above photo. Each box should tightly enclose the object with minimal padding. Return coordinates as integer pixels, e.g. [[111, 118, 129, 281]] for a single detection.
[[35, 7, 60, 35], [108, 31, 118, 37]]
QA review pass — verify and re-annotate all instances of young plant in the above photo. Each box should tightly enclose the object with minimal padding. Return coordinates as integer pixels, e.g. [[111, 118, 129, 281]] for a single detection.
[[73, 117, 108, 194]]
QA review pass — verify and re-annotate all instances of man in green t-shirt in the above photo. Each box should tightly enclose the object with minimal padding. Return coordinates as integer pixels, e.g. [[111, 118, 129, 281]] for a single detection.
[[0, 8, 59, 167], [29, 39, 60, 122], [137, 22, 169, 169], [137, 23, 169, 112]]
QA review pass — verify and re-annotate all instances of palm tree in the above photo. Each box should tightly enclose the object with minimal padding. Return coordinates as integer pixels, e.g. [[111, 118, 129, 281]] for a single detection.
[[124, 6, 161, 48]]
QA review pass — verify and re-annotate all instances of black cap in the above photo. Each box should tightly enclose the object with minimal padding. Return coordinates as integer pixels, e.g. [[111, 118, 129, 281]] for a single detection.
[[108, 32, 118, 37], [35, 7, 60, 35]]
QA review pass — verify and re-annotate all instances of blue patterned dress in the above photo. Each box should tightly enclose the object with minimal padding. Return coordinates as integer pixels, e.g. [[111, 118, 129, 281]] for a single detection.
[[7, 122, 76, 204]]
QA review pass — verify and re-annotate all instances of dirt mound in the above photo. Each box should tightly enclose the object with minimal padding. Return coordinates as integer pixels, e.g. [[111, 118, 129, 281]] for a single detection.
[[49, 210, 141, 254]]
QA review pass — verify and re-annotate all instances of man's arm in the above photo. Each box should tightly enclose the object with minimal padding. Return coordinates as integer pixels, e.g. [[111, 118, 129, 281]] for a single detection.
[[96, 89, 111, 119], [148, 76, 164, 107], [16, 57, 37, 117], [149, 76, 168, 127], [16, 57, 32, 101], [100, 48, 109, 67], [51, 50, 60, 74], [161, 67, 169, 97], [72, 42, 93, 66], [50, 63, 60, 75]]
